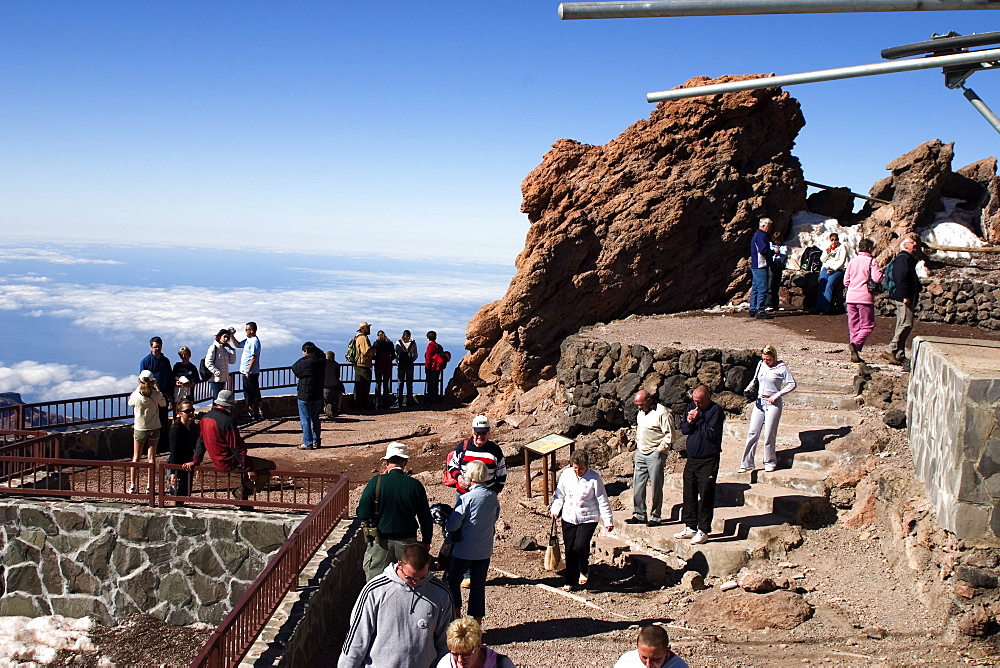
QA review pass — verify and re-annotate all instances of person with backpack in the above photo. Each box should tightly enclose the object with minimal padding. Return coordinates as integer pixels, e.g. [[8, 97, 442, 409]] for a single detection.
[[882, 234, 921, 365], [424, 330, 449, 404], [843, 238, 884, 363], [395, 330, 418, 409], [349, 322, 374, 410]]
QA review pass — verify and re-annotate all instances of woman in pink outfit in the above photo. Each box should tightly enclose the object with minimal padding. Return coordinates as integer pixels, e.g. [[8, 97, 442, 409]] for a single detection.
[[842, 238, 884, 363]]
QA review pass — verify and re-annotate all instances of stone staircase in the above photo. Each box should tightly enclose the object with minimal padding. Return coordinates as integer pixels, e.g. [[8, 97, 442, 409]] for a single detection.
[[611, 357, 860, 577]]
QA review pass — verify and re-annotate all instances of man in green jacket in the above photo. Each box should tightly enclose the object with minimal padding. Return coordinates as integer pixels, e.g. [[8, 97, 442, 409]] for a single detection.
[[357, 441, 434, 581]]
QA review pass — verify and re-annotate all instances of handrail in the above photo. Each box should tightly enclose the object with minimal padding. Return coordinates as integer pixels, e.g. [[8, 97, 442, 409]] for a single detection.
[[191, 474, 350, 667], [0, 360, 438, 432]]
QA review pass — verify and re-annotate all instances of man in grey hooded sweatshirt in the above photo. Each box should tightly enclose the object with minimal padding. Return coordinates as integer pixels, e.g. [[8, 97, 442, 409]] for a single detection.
[[339, 543, 453, 668]]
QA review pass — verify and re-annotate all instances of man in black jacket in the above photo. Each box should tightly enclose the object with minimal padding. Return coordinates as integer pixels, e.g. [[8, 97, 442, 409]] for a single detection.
[[293, 341, 327, 450], [674, 385, 725, 546], [882, 234, 921, 365]]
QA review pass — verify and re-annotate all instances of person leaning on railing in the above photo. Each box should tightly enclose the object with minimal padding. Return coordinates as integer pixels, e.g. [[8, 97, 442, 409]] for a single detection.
[[183, 390, 275, 501]]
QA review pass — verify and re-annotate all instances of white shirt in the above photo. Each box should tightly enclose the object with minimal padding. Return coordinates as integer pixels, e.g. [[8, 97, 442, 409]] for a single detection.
[[614, 649, 688, 668], [550, 467, 613, 527], [635, 403, 675, 455]]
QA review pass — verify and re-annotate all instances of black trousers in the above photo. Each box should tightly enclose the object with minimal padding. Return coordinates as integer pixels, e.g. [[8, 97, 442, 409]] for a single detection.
[[682, 455, 720, 534], [426, 369, 441, 403], [561, 520, 598, 586], [354, 367, 372, 409]]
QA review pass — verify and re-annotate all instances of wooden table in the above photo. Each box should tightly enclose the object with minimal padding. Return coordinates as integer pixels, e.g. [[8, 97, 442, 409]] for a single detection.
[[523, 434, 575, 504]]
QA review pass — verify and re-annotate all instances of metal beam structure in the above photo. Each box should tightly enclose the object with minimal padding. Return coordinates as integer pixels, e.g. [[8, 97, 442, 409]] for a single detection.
[[558, 0, 1000, 19], [644, 47, 1000, 101]]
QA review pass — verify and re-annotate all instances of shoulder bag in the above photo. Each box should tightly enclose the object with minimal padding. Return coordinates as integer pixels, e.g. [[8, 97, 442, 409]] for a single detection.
[[866, 258, 886, 295]]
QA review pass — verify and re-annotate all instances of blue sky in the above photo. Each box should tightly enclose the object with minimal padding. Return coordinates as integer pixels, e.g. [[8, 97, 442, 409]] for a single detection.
[[2, 1, 999, 263]]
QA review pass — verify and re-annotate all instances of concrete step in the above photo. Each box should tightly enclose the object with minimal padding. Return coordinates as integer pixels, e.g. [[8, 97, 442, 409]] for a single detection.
[[613, 487, 825, 576], [781, 391, 858, 411]]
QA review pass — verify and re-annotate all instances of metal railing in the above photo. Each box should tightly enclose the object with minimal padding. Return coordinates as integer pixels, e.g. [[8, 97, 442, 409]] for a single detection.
[[191, 473, 350, 668], [0, 456, 343, 511], [0, 361, 439, 432], [0, 430, 62, 481]]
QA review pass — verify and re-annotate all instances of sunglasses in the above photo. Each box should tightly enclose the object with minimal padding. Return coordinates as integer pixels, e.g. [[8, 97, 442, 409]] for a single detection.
[[180, 408, 195, 414]]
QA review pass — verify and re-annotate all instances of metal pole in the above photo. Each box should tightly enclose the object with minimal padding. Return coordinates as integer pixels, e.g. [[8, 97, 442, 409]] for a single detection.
[[645, 47, 1000, 101], [559, 0, 999, 19], [962, 86, 1000, 134]]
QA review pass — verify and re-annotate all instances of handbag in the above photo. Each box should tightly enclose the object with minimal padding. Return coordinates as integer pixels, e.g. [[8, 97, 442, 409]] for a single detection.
[[866, 258, 886, 295], [743, 361, 762, 400], [544, 516, 562, 571], [442, 440, 470, 493], [434, 541, 453, 571]]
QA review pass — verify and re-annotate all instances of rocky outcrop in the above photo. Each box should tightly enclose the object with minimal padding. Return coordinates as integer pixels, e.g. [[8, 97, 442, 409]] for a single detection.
[[856, 140, 1000, 260], [452, 75, 807, 401]]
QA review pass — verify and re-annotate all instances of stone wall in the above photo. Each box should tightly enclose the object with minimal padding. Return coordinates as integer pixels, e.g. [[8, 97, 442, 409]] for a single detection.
[[557, 336, 760, 432], [0, 500, 300, 625], [908, 337, 1000, 545], [892, 277, 1000, 331]]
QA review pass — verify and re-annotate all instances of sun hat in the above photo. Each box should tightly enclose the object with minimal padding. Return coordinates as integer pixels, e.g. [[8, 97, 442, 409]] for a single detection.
[[472, 415, 490, 434], [215, 390, 236, 407], [382, 442, 409, 460]]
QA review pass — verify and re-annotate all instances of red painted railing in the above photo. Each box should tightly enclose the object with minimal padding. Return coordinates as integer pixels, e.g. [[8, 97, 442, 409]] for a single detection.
[[0, 430, 62, 481], [0, 456, 342, 511], [190, 473, 350, 668]]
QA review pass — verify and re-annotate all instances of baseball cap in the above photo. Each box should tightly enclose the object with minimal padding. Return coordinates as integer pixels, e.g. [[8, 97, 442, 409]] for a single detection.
[[472, 415, 490, 433], [138, 369, 154, 381], [382, 442, 409, 460], [215, 390, 236, 407]]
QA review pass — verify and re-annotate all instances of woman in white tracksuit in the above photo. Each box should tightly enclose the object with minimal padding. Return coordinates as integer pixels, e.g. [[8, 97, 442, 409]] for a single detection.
[[739, 344, 796, 474]]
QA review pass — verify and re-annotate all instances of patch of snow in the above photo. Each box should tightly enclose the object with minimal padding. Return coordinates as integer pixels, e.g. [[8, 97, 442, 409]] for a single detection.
[[920, 198, 985, 259], [783, 213, 863, 270], [0, 615, 94, 667]]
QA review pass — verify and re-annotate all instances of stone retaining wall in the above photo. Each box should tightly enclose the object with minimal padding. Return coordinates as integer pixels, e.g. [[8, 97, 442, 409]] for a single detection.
[[908, 336, 1000, 545], [780, 270, 1000, 332], [557, 336, 761, 431], [0, 500, 300, 625]]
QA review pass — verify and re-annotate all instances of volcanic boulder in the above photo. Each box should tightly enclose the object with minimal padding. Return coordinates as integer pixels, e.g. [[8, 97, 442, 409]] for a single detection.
[[451, 75, 807, 401]]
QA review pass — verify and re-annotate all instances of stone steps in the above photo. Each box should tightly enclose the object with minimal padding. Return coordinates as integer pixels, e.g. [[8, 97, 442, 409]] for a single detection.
[[611, 359, 857, 577]]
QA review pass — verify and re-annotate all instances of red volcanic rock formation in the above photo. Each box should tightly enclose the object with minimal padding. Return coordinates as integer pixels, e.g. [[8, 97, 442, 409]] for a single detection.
[[857, 140, 1000, 259], [451, 75, 808, 402]]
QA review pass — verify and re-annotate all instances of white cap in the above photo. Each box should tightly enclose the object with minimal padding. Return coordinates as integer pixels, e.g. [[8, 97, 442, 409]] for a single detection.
[[138, 369, 154, 381], [472, 415, 490, 433], [382, 442, 409, 460]]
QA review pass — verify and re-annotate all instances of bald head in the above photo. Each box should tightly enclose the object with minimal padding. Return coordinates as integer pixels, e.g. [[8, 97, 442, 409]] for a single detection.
[[633, 390, 653, 412], [692, 385, 711, 410]]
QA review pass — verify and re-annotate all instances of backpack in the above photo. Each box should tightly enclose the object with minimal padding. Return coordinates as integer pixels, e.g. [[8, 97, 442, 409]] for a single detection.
[[346, 337, 358, 365], [800, 246, 822, 273], [885, 255, 898, 297], [199, 357, 213, 381]]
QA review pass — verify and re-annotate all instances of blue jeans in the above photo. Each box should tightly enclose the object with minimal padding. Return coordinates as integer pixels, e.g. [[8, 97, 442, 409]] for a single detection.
[[815, 268, 844, 313], [209, 381, 226, 401], [297, 399, 323, 447], [750, 267, 769, 312]]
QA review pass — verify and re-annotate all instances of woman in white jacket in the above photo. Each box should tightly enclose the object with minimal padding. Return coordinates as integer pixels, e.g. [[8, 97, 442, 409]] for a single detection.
[[205, 328, 236, 401], [814, 232, 848, 314], [550, 450, 614, 591], [127, 369, 166, 494], [739, 344, 796, 474]]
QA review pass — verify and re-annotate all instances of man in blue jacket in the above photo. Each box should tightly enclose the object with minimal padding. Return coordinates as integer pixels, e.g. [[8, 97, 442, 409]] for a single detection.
[[674, 385, 725, 546], [140, 336, 173, 434], [748, 218, 774, 319]]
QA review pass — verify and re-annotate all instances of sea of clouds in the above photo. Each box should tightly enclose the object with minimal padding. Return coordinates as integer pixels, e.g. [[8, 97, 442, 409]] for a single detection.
[[0, 243, 512, 403]]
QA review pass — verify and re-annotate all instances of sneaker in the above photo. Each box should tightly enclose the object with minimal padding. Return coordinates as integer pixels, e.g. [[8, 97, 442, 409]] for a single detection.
[[461, 578, 472, 589], [647, 520, 662, 528], [298, 444, 311, 450], [560, 584, 573, 592], [127, 484, 137, 494], [764, 465, 776, 473], [755, 312, 774, 319], [578, 574, 588, 585], [737, 467, 751, 474], [673, 527, 696, 539], [690, 530, 708, 545], [145, 485, 151, 494], [625, 517, 644, 525]]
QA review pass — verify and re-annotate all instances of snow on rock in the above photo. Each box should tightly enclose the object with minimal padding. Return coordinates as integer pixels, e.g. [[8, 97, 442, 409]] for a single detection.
[[782, 212, 862, 270], [0, 615, 95, 667], [922, 197, 987, 259]]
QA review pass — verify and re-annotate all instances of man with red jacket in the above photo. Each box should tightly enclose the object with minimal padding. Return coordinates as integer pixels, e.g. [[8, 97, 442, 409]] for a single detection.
[[424, 330, 448, 405], [183, 390, 275, 500]]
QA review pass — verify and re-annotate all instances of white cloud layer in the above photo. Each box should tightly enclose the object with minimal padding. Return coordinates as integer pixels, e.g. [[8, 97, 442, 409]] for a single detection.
[[0, 247, 122, 265], [0, 361, 138, 401]]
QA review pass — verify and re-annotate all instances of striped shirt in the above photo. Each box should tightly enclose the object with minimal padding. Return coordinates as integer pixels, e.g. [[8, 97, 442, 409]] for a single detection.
[[449, 438, 507, 494]]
